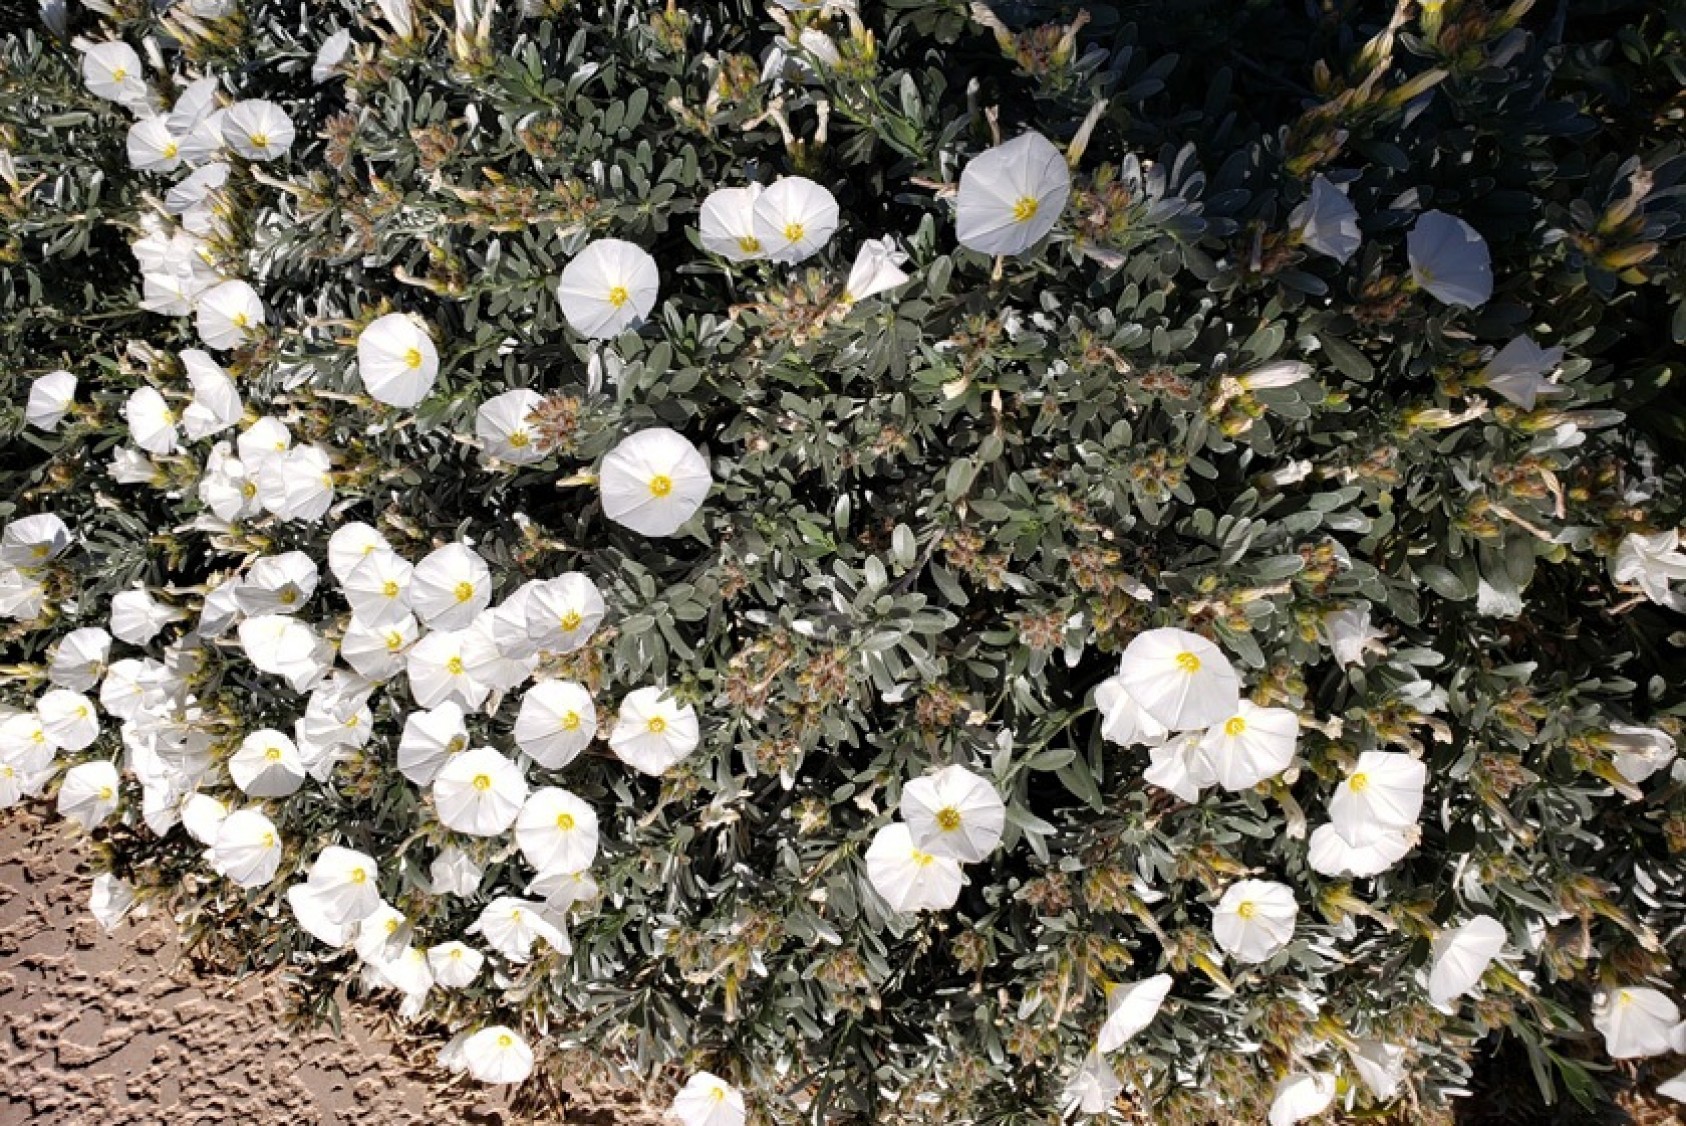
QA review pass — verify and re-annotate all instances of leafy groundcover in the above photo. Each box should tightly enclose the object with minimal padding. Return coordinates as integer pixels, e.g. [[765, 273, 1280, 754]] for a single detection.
[[4, 0, 1686, 1122]]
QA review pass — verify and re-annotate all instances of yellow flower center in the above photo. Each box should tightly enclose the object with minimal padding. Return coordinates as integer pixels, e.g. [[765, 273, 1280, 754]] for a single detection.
[[111, 67, 128, 80], [403, 347, 423, 369], [249, 132, 269, 149], [231, 312, 249, 328], [471, 773, 492, 791], [453, 580, 476, 603], [261, 831, 276, 848], [75, 706, 89, 719], [783, 222, 806, 244], [556, 812, 576, 830], [607, 285, 630, 308], [279, 589, 297, 605], [1223, 716, 1247, 737], [935, 807, 962, 832], [446, 656, 464, 675], [508, 430, 530, 448], [349, 867, 367, 885], [1617, 990, 1634, 1008], [160, 407, 176, 425], [649, 474, 673, 498], [560, 610, 583, 632], [265, 746, 283, 762], [647, 716, 668, 735], [1236, 900, 1256, 920], [561, 711, 581, 731], [449, 948, 463, 960], [1174, 651, 1201, 673], [497, 1033, 514, 1049], [1, 766, 12, 779], [30, 729, 44, 743], [382, 579, 399, 598], [385, 918, 400, 935], [709, 1086, 728, 1103], [385, 631, 405, 651], [910, 849, 935, 868], [241, 481, 257, 498], [31, 543, 49, 558], [1348, 773, 1369, 793], [1012, 196, 1039, 222], [736, 235, 761, 254], [162, 142, 179, 160], [98, 786, 114, 801], [447, 736, 467, 754]]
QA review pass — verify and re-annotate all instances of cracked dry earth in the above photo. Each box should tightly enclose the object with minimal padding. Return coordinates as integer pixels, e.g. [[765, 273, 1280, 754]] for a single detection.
[[0, 811, 665, 1126]]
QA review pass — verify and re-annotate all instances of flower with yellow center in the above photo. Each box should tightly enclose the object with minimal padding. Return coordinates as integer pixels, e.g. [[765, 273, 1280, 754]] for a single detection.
[[751, 176, 838, 264], [357, 313, 440, 408], [954, 131, 1071, 257], [556, 238, 660, 339], [901, 764, 1006, 863], [516, 786, 599, 873], [671, 1072, 747, 1126]]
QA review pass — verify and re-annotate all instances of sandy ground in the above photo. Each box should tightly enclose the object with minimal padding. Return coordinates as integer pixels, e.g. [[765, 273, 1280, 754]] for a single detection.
[[0, 811, 664, 1126]]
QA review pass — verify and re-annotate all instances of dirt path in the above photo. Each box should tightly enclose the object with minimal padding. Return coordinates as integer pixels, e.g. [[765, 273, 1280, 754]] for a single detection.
[[0, 811, 663, 1125]]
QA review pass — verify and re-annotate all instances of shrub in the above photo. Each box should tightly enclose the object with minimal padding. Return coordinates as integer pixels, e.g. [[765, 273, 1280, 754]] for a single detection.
[[3, 0, 1686, 1121]]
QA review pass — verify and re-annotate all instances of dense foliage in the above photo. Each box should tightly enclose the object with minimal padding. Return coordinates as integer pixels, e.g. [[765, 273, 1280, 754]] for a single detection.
[[4, 0, 1686, 1121]]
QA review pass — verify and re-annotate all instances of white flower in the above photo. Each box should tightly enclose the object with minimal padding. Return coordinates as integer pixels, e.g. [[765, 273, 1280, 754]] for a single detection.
[[237, 614, 330, 691], [305, 845, 383, 925], [698, 185, 765, 261], [58, 760, 121, 830], [1268, 1073, 1336, 1126], [954, 132, 1071, 257], [407, 627, 495, 711], [221, 100, 295, 161], [238, 415, 292, 471], [513, 680, 597, 769], [434, 746, 528, 836], [1407, 210, 1493, 308], [476, 388, 545, 463], [354, 903, 410, 965], [209, 808, 283, 888], [671, 1072, 746, 1126], [1327, 751, 1426, 844], [313, 29, 353, 83], [357, 313, 440, 408], [1603, 724, 1678, 785], [1, 513, 72, 567], [556, 239, 660, 339], [841, 237, 911, 304], [1116, 627, 1241, 732], [1290, 175, 1361, 263], [1307, 821, 1416, 878], [26, 370, 77, 431], [899, 764, 1005, 863], [398, 702, 470, 786], [1095, 973, 1172, 1052], [1320, 605, 1386, 668], [864, 821, 965, 913], [127, 117, 183, 174], [110, 588, 185, 645], [516, 787, 599, 875], [341, 615, 415, 681], [196, 280, 265, 351], [81, 41, 147, 105], [410, 542, 493, 630], [608, 686, 701, 776], [1480, 335, 1567, 409], [1347, 1039, 1408, 1100], [89, 873, 137, 933], [125, 387, 180, 455], [751, 177, 839, 264], [181, 794, 231, 846], [459, 1026, 533, 1084], [599, 428, 712, 537], [1211, 879, 1298, 964], [1593, 986, 1680, 1059], [523, 573, 605, 654], [238, 552, 319, 616], [228, 728, 305, 797], [427, 941, 485, 988], [342, 549, 414, 628], [180, 349, 243, 439], [1143, 732, 1215, 803], [166, 76, 221, 139], [1611, 530, 1686, 611], [1427, 915, 1507, 1007], [467, 896, 568, 961], [0, 568, 46, 621], [1196, 701, 1298, 791], [49, 627, 111, 692], [429, 847, 483, 897], [99, 658, 162, 722], [1061, 1050, 1122, 1115], [376, 0, 415, 39], [1094, 673, 1170, 747], [326, 521, 391, 582], [37, 690, 99, 752]]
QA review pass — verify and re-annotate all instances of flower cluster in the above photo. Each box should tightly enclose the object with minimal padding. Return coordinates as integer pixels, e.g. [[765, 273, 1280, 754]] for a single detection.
[[4, 0, 1686, 1121]]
